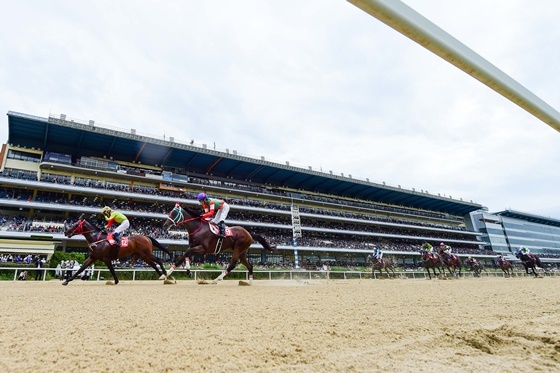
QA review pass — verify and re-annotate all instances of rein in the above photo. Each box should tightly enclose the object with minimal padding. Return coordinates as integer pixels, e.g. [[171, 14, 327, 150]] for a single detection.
[[70, 220, 107, 249], [167, 207, 206, 237]]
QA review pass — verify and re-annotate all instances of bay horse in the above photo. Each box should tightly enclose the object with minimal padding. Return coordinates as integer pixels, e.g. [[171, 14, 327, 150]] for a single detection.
[[465, 259, 485, 277], [437, 248, 462, 277], [63, 218, 172, 285], [496, 258, 514, 277], [515, 250, 543, 277], [419, 249, 443, 279], [366, 255, 396, 278], [162, 203, 277, 284]]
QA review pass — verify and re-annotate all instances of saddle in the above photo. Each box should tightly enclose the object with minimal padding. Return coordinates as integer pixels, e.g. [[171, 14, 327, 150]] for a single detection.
[[209, 223, 232, 237], [106, 233, 129, 248]]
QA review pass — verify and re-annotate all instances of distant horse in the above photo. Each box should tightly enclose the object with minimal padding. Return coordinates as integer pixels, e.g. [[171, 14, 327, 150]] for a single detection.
[[496, 258, 514, 277], [419, 250, 443, 279], [515, 250, 543, 277], [63, 218, 172, 285], [437, 248, 462, 277], [465, 259, 485, 277], [162, 204, 277, 284], [366, 255, 396, 278]]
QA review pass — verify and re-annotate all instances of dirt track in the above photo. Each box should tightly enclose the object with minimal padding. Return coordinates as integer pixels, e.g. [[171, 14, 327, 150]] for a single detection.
[[0, 276, 559, 372]]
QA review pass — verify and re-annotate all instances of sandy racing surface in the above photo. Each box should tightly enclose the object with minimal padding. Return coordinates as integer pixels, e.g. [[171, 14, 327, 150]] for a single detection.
[[1, 276, 559, 372]]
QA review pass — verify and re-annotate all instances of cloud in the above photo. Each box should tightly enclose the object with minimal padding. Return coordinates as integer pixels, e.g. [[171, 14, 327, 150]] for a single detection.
[[1, 0, 559, 218]]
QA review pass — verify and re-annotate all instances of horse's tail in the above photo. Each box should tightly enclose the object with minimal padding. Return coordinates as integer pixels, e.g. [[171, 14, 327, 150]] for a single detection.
[[250, 232, 277, 253], [148, 236, 173, 260], [535, 257, 544, 268]]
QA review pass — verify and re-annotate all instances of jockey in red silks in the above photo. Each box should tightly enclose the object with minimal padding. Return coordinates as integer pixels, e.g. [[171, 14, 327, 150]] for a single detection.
[[197, 192, 230, 238]]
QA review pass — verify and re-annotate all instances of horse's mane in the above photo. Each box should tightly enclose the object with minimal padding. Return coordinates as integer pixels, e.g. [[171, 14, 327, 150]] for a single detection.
[[182, 205, 204, 218], [80, 219, 102, 232]]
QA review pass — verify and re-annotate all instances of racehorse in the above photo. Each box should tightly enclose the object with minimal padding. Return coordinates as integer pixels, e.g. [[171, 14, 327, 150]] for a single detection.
[[63, 218, 172, 285], [366, 255, 396, 278], [515, 250, 543, 277], [162, 203, 278, 284], [496, 258, 514, 277], [419, 249, 443, 279], [437, 247, 462, 277], [465, 259, 485, 277]]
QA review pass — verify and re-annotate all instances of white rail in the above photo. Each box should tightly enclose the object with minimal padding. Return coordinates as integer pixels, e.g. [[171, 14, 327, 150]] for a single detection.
[[2, 267, 558, 282]]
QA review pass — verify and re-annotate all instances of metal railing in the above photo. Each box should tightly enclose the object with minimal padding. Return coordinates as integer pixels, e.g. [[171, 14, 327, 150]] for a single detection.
[[2, 267, 559, 282]]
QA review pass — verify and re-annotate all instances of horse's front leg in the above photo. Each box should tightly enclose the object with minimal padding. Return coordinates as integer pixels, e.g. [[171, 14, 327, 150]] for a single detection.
[[162, 245, 205, 279], [62, 258, 94, 286]]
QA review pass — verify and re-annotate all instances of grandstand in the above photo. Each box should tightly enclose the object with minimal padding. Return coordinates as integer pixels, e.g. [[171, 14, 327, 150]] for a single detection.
[[0, 111, 498, 268]]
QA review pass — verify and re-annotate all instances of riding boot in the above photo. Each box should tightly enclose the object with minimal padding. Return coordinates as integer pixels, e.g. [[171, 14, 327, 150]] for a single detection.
[[218, 221, 225, 238], [113, 232, 121, 249]]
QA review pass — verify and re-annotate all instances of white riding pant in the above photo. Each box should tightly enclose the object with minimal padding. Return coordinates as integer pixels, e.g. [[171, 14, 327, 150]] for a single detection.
[[212, 203, 230, 224], [114, 220, 129, 234]]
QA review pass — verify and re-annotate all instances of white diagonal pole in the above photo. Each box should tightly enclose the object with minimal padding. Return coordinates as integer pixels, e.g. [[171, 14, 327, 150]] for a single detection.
[[348, 0, 560, 133]]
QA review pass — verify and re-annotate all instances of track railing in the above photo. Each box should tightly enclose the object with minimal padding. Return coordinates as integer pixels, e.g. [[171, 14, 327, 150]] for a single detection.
[[2, 267, 559, 282]]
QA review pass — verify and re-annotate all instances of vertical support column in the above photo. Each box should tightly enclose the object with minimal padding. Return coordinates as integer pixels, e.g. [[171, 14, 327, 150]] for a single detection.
[[291, 202, 302, 269]]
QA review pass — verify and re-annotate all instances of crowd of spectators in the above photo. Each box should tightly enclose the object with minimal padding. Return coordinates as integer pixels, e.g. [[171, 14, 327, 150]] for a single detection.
[[2, 169, 560, 260]]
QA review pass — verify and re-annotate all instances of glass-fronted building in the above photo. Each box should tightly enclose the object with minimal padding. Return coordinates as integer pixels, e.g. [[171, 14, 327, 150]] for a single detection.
[[469, 210, 560, 256]]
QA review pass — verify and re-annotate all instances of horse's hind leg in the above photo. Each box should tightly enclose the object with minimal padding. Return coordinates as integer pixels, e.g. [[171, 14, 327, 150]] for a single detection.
[[239, 252, 254, 284], [144, 258, 163, 278], [104, 261, 120, 285], [214, 252, 241, 283]]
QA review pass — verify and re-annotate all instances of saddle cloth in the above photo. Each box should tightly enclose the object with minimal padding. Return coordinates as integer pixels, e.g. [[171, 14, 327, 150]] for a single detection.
[[107, 233, 129, 247], [209, 223, 233, 237]]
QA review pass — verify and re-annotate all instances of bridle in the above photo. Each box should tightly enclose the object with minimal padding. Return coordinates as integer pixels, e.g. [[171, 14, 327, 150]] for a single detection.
[[68, 219, 97, 236], [67, 219, 107, 250], [166, 206, 205, 237]]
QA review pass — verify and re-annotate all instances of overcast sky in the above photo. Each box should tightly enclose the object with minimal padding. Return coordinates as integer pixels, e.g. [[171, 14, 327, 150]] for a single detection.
[[1, 0, 559, 218]]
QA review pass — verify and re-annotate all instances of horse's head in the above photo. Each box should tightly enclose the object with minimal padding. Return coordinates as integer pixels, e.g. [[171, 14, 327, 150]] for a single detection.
[[65, 219, 92, 238], [164, 203, 203, 230], [164, 204, 183, 230]]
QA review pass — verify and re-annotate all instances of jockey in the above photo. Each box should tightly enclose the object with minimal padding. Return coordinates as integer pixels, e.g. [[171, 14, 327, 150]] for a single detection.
[[373, 247, 383, 263], [421, 243, 434, 259], [519, 246, 536, 261], [101, 206, 129, 248], [422, 242, 433, 253], [197, 192, 230, 238], [467, 256, 477, 264], [440, 242, 452, 256], [496, 254, 503, 263]]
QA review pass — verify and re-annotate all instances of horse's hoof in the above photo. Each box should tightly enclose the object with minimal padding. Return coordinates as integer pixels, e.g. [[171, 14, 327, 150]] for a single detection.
[[62, 282, 68, 286], [159, 275, 167, 280]]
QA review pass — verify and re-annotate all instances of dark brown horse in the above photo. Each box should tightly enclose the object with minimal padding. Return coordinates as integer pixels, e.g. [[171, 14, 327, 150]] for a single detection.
[[437, 248, 462, 277], [63, 218, 172, 285], [515, 250, 543, 277], [419, 249, 443, 279], [162, 204, 277, 284], [496, 258, 514, 277], [366, 255, 396, 278], [465, 259, 485, 277]]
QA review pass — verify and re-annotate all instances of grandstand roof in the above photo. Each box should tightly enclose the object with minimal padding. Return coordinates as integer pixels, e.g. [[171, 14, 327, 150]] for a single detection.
[[6, 111, 485, 216], [495, 209, 560, 228]]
